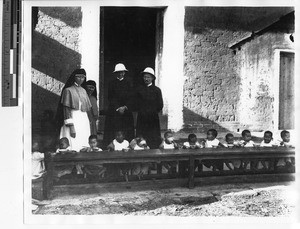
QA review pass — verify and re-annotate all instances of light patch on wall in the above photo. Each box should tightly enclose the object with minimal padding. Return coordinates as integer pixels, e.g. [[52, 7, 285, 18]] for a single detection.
[[35, 11, 81, 52], [31, 68, 65, 96]]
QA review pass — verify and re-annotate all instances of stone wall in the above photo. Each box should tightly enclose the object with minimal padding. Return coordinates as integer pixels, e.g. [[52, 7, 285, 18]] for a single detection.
[[236, 18, 294, 131], [31, 7, 82, 133], [183, 7, 245, 132], [183, 7, 294, 133]]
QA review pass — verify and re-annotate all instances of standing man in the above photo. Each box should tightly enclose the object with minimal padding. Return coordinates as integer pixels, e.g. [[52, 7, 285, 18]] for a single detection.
[[103, 63, 135, 148], [136, 67, 163, 149]]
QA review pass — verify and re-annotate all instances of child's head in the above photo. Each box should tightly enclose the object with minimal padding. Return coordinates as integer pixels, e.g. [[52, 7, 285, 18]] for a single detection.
[[136, 136, 147, 147], [263, 131, 273, 143], [58, 137, 69, 149], [207, 129, 218, 141], [88, 135, 98, 148], [225, 133, 234, 144], [115, 130, 125, 143], [241, 130, 251, 142], [188, 134, 197, 145], [32, 136, 40, 152], [280, 130, 290, 143], [164, 130, 174, 143]]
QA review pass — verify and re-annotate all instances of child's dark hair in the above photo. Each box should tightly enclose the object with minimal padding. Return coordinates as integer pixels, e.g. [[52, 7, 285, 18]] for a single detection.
[[241, 129, 250, 137], [59, 137, 69, 145], [264, 130, 273, 138], [225, 133, 234, 141], [89, 134, 98, 141], [188, 133, 197, 142], [164, 130, 173, 138], [207, 129, 218, 138], [281, 130, 289, 138]]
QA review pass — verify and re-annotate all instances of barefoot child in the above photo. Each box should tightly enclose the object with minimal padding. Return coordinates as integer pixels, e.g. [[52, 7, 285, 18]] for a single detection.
[[32, 140, 45, 179]]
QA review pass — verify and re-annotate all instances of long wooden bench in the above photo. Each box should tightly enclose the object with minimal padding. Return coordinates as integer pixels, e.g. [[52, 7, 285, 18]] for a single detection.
[[44, 147, 295, 198]]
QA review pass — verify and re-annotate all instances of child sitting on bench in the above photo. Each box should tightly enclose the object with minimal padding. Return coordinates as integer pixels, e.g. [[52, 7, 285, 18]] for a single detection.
[[80, 135, 106, 178], [159, 130, 179, 174], [32, 139, 45, 179]]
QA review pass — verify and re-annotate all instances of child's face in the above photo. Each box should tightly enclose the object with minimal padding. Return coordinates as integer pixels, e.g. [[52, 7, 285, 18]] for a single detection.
[[189, 137, 197, 145], [264, 133, 272, 143], [207, 131, 215, 141], [89, 138, 98, 148], [282, 133, 290, 143], [59, 141, 69, 149], [116, 132, 124, 143], [226, 136, 234, 144], [165, 133, 174, 143], [32, 142, 39, 151], [243, 132, 252, 142]]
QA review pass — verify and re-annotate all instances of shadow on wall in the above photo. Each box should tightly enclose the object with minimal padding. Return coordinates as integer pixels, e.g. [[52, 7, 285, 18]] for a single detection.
[[31, 31, 81, 134], [182, 107, 229, 133], [40, 7, 82, 28]]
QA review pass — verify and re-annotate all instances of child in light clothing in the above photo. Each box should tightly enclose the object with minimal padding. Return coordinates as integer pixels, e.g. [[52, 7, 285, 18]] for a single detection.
[[260, 131, 276, 147], [53, 138, 80, 180], [223, 133, 241, 170], [258, 131, 276, 170], [238, 130, 256, 170], [130, 136, 150, 179], [238, 130, 255, 147], [183, 134, 202, 149], [202, 129, 224, 171], [107, 131, 130, 151], [107, 131, 130, 180], [32, 141, 45, 179], [81, 134, 103, 152], [276, 130, 294, 169], [81, 135, 106, 178], [159, 131, 179, 174], [159, 131, 179, 149]]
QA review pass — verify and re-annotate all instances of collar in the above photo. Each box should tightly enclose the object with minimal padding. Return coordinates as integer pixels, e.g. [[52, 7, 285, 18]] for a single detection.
[[147, 83, 152, 87], [117, 77, 124, 81], [74, 82, 79, 87]]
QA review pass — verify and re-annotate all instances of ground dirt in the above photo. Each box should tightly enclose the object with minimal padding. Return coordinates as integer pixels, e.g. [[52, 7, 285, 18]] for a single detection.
[[34, 181, 296, 217]]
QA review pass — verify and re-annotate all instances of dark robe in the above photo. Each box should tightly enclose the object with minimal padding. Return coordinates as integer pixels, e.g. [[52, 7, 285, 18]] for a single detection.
[[136, 84, 163, 149], [103, 78, 135, 147]]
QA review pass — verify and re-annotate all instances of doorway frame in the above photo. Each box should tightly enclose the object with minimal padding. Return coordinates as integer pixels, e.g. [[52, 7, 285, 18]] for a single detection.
[[273, 49, 295, 131]]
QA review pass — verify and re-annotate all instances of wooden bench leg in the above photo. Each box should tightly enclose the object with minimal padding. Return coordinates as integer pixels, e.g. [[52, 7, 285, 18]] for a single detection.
[[188, 156, 195, 189], [157, 163, 162, 175]]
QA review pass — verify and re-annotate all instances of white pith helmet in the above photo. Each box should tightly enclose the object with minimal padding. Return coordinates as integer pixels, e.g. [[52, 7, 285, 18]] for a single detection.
[[141, 67, 155, 79], [113, 63, 128, 73]]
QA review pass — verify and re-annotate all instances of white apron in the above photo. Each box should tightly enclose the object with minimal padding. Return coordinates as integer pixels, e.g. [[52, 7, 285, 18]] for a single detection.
[[60, 109, 90, 151]]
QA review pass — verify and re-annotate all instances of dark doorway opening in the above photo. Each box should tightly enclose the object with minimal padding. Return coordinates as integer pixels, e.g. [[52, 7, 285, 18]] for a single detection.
[[100, 7, 163, 110]]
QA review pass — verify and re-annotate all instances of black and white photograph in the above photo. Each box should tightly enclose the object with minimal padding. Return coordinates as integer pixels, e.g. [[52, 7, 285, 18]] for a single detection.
[[0, 0, 298, 227]]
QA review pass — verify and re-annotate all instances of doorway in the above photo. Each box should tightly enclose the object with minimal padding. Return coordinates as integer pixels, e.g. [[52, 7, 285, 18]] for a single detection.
[[278, 52, 294, 130], [99, 7, 164, 112]]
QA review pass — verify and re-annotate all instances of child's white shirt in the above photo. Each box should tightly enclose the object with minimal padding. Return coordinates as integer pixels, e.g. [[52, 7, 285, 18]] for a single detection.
[[163, 141, 176, 149], [239, 140, 255, 147], [205, 138, 220, 148], [183, 141, 202, 149], [113, 139, 129, 151], [133, 144, 149, 150], [223, 142, 238, 147], [56, 146, 71, 153], [260, 140, 275, 147], [32, 151, 45, 178]]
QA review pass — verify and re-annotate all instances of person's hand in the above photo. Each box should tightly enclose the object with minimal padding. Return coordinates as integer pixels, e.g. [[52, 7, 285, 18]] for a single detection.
[[70, 125, 76, 138], [116, 106, 126, 114]]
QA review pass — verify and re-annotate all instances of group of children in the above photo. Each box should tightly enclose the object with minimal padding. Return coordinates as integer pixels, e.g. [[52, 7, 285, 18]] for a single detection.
[[32, 128, 294, 180]]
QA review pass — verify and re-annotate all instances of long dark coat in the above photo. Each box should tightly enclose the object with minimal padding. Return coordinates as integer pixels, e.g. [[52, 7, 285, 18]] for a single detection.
[[103, 78, 134, 147], [135, 84, 163, 149]]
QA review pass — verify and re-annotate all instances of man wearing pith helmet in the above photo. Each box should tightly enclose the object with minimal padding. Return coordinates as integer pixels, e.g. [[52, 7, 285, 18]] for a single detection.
[[135, 67, 163, 149], [103, 63, 135, 147]]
